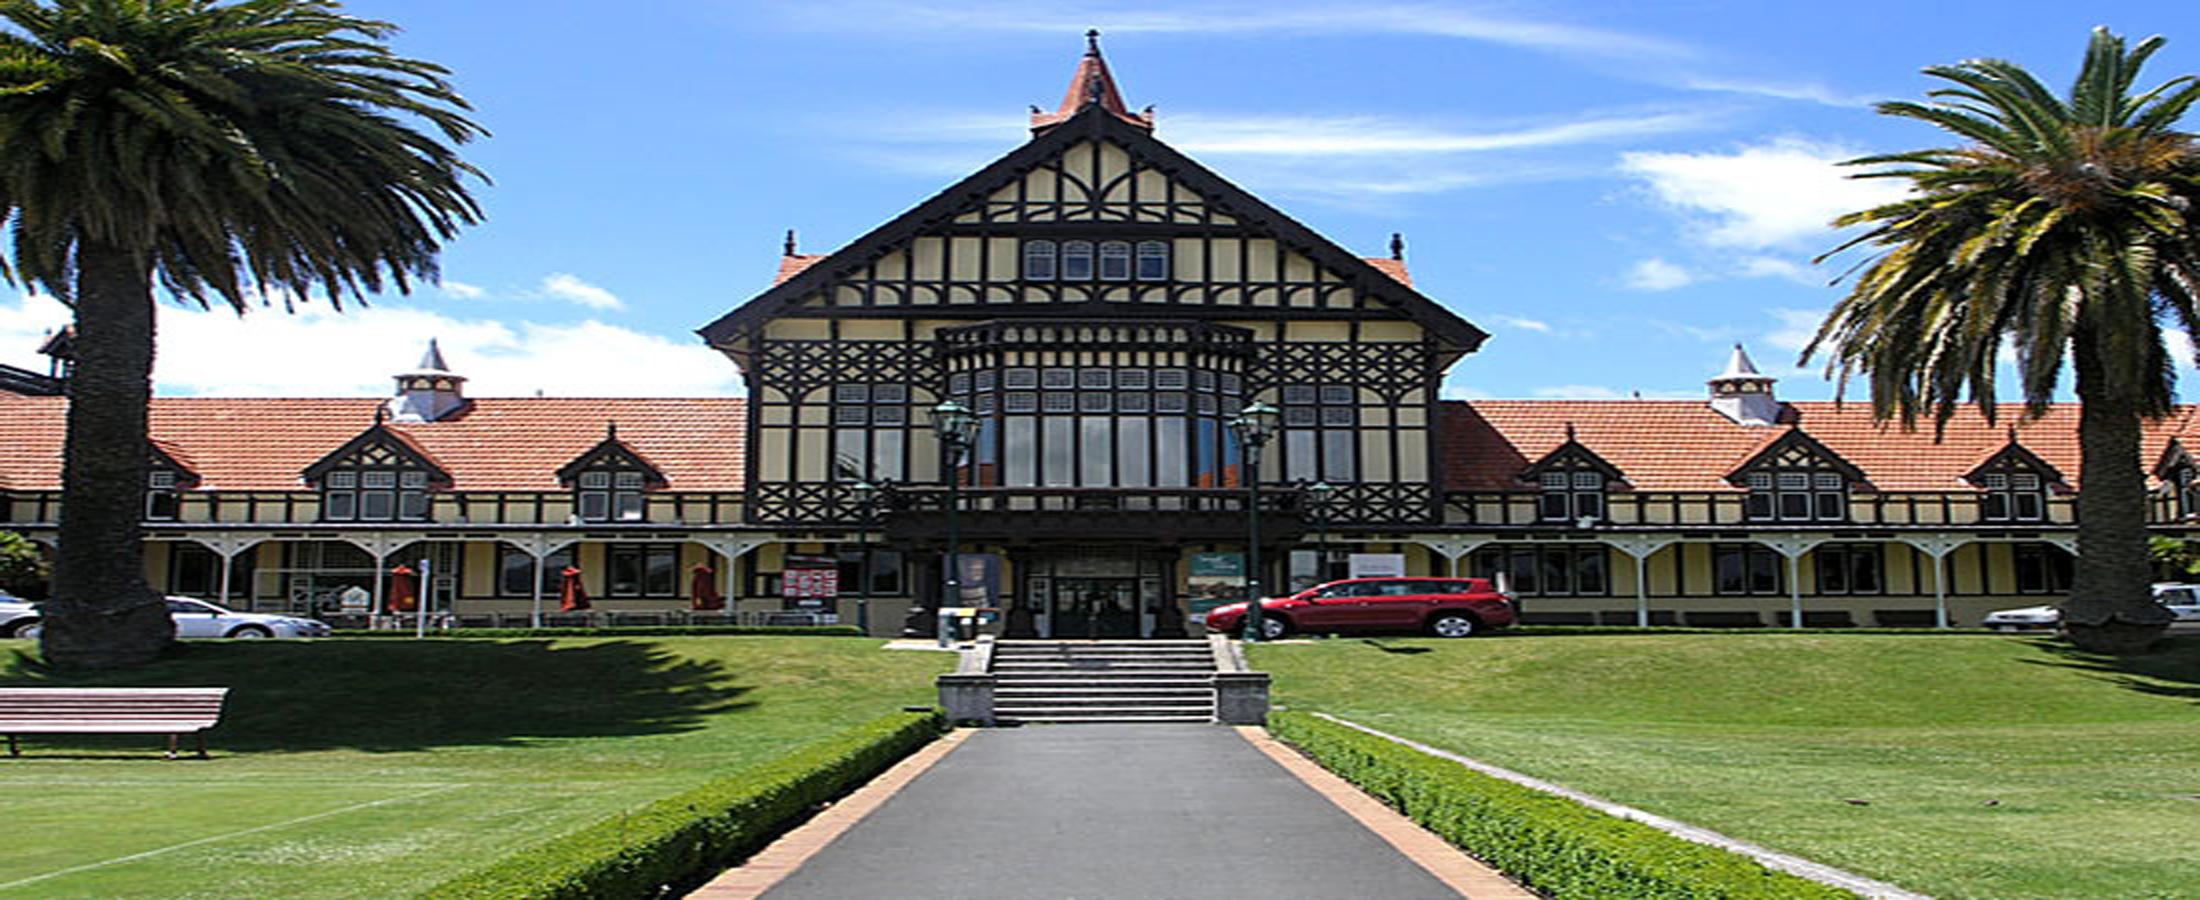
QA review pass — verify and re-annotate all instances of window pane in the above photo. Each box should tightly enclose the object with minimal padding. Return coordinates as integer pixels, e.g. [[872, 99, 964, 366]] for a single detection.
[[615, 471, 644, 489], [1983, 493, 2010, 520], [325, 491, 356, 520], [1539, 493, 1570, 521], [1815, 492, 1846, 520], [1043, 417, 1075, 487], [328, 472, 357, 489], [1136, 241, 1168, 280], [1322, 430, 1354, 481], [646, 547, 678, 595], [1540, 472, 1569, 489], [399, 491, 428, 520], [1574, 492, 1604, 520], [1541, 548, 1571, 595], [361, 491, 394, 521], [580, 471, 610, 489], [1098, 241, 1131, 280], [1749, 550, 1782, 594], [1081, 417, 1113, 485], [1715, 548, 1745, 594], [1061, 241, 1093, 279], [1851, 548, 1882, 593], [1779, 492, 1811, 519], [1818, 549, 1849, 593], [500, 549, 533, 596], [580, 491, 609, 521], [616, 493, 644, 521], [1155, 418, 1188, 487], [1745, 493, 1773, 520], [1117, 417, 1150, 487], [1576, 549, 1608, 594], [610, 549, 642, 596], [1005, 418, 1036, 487], [2014, 493, 2042, 520], [1023, 240, 1056, 280], [1285, 430, 1317, 482]]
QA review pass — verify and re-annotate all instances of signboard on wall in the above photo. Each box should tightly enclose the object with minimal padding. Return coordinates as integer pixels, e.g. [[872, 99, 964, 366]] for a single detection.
[[1349, 553, 1406, 579], [953, 553, 1002, 610], [782, 555, 840, 610], [1186, 553, 1245, 623]]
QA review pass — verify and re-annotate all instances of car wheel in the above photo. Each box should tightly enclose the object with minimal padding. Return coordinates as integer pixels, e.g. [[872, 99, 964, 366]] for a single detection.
[[1245, 616, 1289, 641], [227, 625, 273, 639], [9, 619, 39, 640], [1429, 613, 1478, 638]]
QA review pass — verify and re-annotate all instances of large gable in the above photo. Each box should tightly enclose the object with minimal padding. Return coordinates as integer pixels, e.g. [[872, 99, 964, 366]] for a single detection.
[[698, 79, 1485, 361]]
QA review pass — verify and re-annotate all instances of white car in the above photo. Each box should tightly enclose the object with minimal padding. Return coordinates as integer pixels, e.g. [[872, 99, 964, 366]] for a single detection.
[[1, 589, 37, 638], [1982, 584, 2200, 631], [5, 595, 330, 640]]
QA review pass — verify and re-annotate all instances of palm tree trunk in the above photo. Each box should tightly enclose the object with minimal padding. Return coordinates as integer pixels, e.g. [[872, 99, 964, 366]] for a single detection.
[[40, 236, 174, 668], [2061, 334, 2173, 653]]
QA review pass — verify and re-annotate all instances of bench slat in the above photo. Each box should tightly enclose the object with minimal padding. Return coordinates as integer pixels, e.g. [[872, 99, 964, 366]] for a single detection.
[[1, 688, 230, 757]]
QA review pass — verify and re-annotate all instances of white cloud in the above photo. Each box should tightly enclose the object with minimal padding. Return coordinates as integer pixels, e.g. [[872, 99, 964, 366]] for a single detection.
[[1623, 258, 1694, 292], [539, 273, 625, 311], [1764, 308, 1829, 355], [440, 280, 486, 300], [0, 293, 742, 398], [1531, 384, 1698, 400], [1738, 255, 1817, 285], [780, 2, 1692, 61], [1679, 76, 1875, 108], [1440, 382, 1492, 400], [1489, 315, 1553, 333], [1167, 109, 1717, 157], [1619, 137, 1907, 251]]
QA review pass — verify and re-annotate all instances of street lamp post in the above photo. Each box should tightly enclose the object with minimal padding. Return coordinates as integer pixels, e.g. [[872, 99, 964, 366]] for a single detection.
[[932, 400, 979, 647], [851, 479, 881, 635], [1306, 479, 1334, 585], [1228, 402, 1281, 643]]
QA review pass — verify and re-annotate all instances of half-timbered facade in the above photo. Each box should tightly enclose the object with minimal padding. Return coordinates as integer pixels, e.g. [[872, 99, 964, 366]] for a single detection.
[[7, 37, 2200, 636]]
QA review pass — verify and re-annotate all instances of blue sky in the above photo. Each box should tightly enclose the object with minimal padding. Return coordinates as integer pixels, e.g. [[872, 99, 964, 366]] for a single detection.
[[2, 0, 2194, 401]]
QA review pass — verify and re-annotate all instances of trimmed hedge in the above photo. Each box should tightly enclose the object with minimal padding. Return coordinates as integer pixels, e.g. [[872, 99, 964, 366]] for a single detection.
[[334, 625, 866, 639], [1497, 626, 1986, 637], [1268, 712, 1854, 900], [420, 709, 945, 899]]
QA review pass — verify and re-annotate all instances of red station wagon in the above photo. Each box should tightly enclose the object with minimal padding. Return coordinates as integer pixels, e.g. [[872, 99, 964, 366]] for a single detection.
[[1203, 576, 1518, 640]]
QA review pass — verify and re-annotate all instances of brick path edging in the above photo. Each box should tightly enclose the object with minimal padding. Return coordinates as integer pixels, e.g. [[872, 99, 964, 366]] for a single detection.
[[1310, 713, 1932, 900]]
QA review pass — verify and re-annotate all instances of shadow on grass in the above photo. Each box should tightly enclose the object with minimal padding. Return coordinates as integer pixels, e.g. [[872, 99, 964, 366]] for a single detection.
[[2017, 633, 2200, 703], [1358, 639, 1431, 655], [1, 639, 752, 753]]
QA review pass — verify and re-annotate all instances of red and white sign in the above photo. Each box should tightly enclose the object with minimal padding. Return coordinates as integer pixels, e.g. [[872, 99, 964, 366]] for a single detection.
[[783, 568, 840, 599]]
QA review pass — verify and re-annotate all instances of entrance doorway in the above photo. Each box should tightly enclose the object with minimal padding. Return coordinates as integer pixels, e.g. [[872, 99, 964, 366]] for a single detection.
[[1049, 577, 1140, 638]]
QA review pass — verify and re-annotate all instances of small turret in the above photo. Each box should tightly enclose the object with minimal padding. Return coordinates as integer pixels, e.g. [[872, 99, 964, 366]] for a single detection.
[[1709, 344, 1781, 426], [386, 339, 469, 423]]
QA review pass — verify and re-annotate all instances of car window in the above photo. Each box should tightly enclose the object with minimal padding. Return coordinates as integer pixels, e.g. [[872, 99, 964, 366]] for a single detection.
[[165, 599, 201, 613], [2155, 587, 2198, 606]]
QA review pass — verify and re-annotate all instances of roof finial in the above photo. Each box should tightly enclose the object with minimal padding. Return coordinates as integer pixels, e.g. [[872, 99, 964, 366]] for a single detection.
[[374, 405, 387, 426], [1390, 233, 1405, 261], [1086, 28, 1101, 56], [783, 229, 797, 257], [2008, 426, 2020, 444], [1031, 30, 1151, 134], [418, 338, 450, 373], [1565, 422, 1577, 441], [607, 421, 619, 441]]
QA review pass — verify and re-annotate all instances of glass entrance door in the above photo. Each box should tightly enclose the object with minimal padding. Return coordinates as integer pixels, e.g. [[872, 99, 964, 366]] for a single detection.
[[1050, 577, 1140, 638]]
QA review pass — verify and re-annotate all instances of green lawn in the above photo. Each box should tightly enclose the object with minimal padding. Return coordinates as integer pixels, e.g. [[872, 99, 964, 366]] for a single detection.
[[1252, 633, 2200, 900], [0, 636, 951, 898]]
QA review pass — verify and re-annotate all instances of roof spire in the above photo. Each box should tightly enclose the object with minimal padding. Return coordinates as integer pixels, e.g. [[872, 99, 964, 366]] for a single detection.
[[1031, 31, 1155, 134], [1390, 233, 1406, 261], [417, 338, 451, 373], [1709, 343, 1781, 427], [783, 229, 797, 257]]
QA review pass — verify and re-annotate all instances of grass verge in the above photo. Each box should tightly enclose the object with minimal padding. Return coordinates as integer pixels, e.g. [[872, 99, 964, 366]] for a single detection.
[[1253, 633, 2200, 900], [1269, 711, 1849, 899], [0, 635, 951, 898]]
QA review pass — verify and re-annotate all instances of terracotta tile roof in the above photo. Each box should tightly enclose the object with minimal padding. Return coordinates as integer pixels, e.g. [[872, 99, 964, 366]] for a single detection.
[[1363, 258, 1412, 287], [1444, 400, 2196, 493], [0, 396, 747, 493], [775, 255, 826, 286], [1030, 32, 1154, 133]]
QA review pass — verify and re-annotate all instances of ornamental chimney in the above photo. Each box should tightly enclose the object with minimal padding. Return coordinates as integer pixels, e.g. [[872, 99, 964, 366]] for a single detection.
[[387, 339, 469, 423], [1708, 344, 1781, 426]]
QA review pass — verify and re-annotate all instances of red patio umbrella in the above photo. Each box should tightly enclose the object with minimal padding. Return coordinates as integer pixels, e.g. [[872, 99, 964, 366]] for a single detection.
[[558, 566, 591, 612], [387, 566, 418, 613], [690, 564, 725, 611]]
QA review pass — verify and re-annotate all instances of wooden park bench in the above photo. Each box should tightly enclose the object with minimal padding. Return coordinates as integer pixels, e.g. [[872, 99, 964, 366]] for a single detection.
[[0, 687, 229, 759]]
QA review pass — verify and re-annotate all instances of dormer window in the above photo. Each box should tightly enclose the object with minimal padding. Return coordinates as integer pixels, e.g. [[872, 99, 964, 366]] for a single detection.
[[322, 468, 430, 521], [1981, 472, 2045, 521], [145, 470, 180, 521], [1746, 471, 1847, 521], [558, 426, 666, 523], [579, 470, 647, 522], [1539, 471, 1606, 522]]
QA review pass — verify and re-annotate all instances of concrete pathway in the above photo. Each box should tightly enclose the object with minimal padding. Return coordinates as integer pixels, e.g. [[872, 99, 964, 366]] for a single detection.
[[702, 724, 1529, 900]]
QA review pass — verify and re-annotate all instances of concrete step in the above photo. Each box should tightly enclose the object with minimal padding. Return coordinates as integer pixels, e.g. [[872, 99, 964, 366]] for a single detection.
[[994, 706, 1215, 719], [993, 671, 1215, 681], [996, 715, 1215, 725], [995, 697, 1213, 709], [996, 686, 1215, 696]]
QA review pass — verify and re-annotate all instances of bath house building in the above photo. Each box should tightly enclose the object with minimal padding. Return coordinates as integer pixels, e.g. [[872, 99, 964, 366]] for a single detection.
[[5, 39, 2196, 636]]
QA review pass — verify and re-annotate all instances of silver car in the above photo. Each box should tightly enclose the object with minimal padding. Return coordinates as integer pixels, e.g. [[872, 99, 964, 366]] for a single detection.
[[1982, 584, 2200, 631], [1, 589, 37, 638], [3, 595, 330, 640]]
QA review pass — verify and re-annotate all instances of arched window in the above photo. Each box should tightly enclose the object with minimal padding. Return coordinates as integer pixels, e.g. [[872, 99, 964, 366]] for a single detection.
[[1098, 241, 1132, 280], [1061, 241, 1094, 280], [1136, 241, 1170, 280], [1022, 240, 1057, 280]]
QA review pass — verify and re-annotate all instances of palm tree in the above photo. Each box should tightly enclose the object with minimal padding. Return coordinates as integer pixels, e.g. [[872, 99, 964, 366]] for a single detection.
[[0, 0, 483, 668], [1808, 27, 2200, 653]]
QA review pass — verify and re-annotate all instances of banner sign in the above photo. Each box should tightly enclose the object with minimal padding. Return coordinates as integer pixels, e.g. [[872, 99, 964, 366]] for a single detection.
[[1186, 552, 1246, 623], [1349, 553, 1406, 579], [783, 555, 840, 610]]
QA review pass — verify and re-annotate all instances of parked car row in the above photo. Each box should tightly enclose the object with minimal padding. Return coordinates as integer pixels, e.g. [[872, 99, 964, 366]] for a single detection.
[[1981, 584, 2200, 631], [0, 592, 329, 640], [1203, 576, 1520, 639]]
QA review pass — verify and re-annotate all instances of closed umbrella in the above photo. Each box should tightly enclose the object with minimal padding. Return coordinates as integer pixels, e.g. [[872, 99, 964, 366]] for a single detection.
[[387, 566, 418, 613], [690, 564, 725, 611], [558, 566, 591, 612]]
